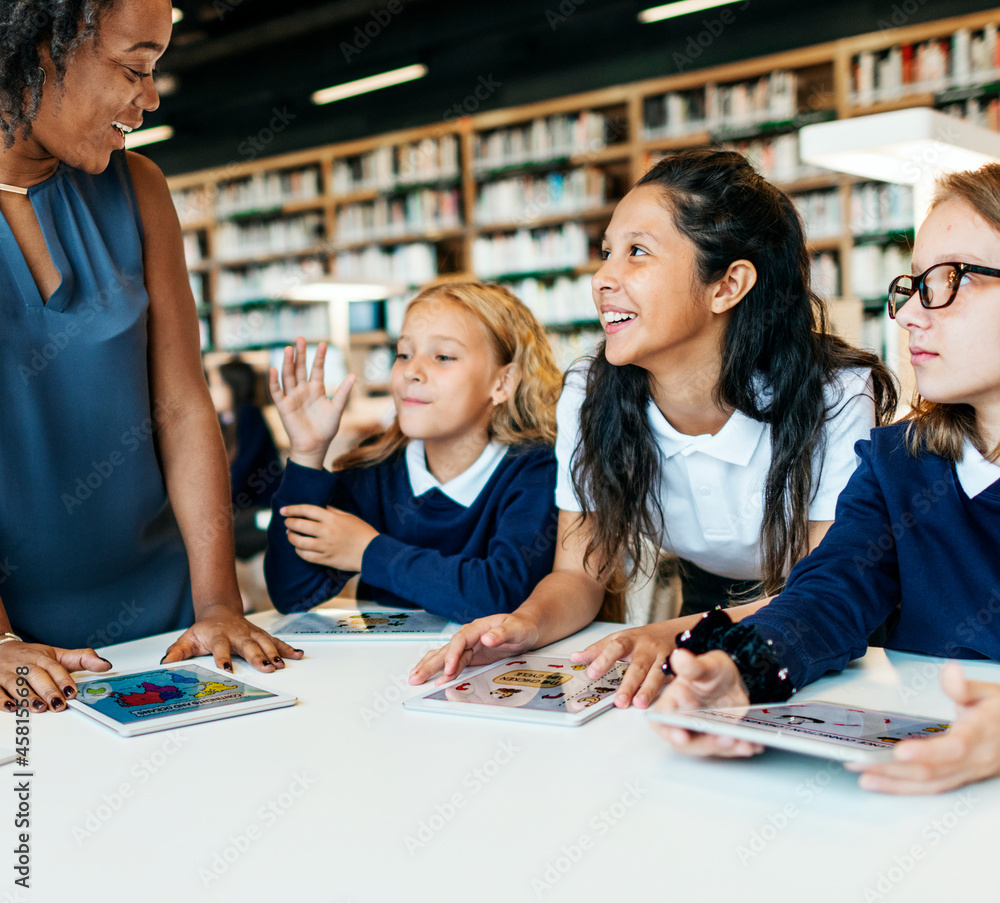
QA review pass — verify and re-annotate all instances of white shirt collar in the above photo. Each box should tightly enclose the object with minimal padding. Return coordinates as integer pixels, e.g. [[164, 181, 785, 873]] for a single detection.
[[405, 439, 509, 507], [646, 397, 766, 466], [956, 439, 1000, 498]]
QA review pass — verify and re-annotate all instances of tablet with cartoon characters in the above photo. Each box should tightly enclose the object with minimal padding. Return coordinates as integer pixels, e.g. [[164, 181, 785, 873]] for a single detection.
[[648, 701, 951, 762], [272, 608, 454, 640], [68, 663, 297, 737], [404, 655, 627, 726]]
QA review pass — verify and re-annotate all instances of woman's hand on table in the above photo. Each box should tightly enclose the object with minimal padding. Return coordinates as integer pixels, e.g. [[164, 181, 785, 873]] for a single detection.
[[409, 613, 540, 686], [269, 338, 356, 470], [570, 621, 680, 709], [160, 605, 304, 673], [0, 642, 111, 713], [847, 663, 1000, 795], [650, 648, 763, 758], [281, 504, 378, 572]]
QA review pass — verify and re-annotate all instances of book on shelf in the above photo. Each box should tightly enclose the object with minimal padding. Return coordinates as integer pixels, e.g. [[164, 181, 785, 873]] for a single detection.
[[475, 168, 607, 226], [472, 223, 590, 278], [851, 22, 1000, 105], [473, 111, 611, 171]]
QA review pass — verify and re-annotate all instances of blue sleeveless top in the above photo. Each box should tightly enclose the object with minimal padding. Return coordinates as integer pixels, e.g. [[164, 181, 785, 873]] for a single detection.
[[0, 151, 194, 648]]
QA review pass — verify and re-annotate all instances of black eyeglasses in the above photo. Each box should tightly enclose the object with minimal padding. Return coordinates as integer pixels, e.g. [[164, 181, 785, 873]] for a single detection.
[[887, 261, 1000, 319]]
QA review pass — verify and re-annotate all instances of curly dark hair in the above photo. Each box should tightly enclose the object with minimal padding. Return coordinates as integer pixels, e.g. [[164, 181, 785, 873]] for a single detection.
[[572, 148, 898, 595], [0, 0, 119, 147]]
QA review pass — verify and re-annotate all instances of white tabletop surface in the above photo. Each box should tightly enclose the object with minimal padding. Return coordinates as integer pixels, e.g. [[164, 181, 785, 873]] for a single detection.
[[3, 611, 997, 902]]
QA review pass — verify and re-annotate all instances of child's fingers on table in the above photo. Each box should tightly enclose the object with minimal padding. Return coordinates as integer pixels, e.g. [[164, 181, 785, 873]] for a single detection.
[[578, 633, 625, 679], [628, 662, 669, 710], [853, 766, 962, 795], [652, 721, 760, 758], [610, 656, 654, 708], [407, 646, 447, 684]]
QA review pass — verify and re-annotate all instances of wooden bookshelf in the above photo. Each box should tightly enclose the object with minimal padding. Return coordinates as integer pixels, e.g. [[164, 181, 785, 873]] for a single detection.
[[170, 7, 1000, 412]]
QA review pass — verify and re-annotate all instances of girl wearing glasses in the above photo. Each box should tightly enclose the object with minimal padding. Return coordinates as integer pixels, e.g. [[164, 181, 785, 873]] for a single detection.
[[411, 148, 896, 697], [653, 163, 1000, 794]]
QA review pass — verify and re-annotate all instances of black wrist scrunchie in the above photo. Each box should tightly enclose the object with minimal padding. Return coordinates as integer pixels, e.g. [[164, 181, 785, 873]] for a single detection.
[[661, 607, 795, 704]]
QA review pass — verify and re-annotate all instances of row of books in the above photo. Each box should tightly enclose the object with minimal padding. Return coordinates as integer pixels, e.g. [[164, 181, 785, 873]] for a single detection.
[[850, 24, 1000, 105], [473, 111, 612, 172], [215, 213, 325, 263], [189, 273, 205, 307], [472, 223, 590, 279], [810, 251, 840, 300], [172, 185, 212, 226], [725, 133, 823, 186], [501, 274, 597, 327], [942, 97, 1000, 132], [795, 190, 842, 242], [331, 136, 461, 194], [548, 327, 604, 373], [216, 258, 326, 306], [335, 190, 462, 244], [183, 232, 205, 266], [217, 304, 330, 352], [216, 168, 322, 217], [850, 243, 910, 301], [334, 242, 438, 286], [643, 71, 798, 139], [475, 168, 608, 226], [850, 183, 913, 237]]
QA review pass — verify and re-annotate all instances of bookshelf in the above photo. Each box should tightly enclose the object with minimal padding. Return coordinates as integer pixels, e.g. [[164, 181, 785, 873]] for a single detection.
[[169, 7, 1000, 414]]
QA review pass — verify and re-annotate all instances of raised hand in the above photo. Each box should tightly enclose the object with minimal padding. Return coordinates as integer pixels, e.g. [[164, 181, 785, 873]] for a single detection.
[[269, 337, 356, 469]]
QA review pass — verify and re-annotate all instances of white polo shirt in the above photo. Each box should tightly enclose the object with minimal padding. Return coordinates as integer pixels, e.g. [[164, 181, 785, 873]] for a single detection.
[[956, 439, 1000, 499], [406, 439, 509, 507], [554, 366, 875, 580]]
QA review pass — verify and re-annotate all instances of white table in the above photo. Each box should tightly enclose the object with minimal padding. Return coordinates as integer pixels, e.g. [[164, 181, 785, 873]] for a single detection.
[[4, 614, 996, 902]]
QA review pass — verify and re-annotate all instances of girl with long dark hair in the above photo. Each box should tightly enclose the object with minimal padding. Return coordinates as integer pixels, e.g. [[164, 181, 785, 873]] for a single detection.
[[411, 148, 896, 698]]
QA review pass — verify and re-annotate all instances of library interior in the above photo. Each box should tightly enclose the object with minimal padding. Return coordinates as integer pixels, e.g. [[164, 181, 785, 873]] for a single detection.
[[3, 0, 1000, 898]]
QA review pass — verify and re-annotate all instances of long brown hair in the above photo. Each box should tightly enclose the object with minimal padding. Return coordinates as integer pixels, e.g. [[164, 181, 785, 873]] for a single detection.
[[572, 149, 898, 595], [906, 163, 1000, 463], [335, 281, 562, 471]]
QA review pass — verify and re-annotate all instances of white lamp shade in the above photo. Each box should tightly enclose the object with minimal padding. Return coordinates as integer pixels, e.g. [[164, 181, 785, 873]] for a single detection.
[[799, 107, 1000, 185]]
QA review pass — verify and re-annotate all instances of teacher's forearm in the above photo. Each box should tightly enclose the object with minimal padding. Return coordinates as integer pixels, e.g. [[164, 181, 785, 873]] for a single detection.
[[158, 403, 242, 616]]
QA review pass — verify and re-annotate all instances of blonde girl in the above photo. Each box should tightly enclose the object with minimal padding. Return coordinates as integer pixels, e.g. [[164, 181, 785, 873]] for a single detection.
[[264, 282, 563, 622]]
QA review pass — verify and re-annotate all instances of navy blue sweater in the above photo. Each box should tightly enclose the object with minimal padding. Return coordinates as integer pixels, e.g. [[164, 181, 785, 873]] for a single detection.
[[264, 445, 558, 622], [748, 422, 1000, 689]]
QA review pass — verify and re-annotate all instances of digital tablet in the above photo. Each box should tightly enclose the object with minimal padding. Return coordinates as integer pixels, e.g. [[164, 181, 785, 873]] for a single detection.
[[68, 663, 297, 737], [404, 655, 627, 726], [648, 701, 951, 763], [272, 607, 454, 640]]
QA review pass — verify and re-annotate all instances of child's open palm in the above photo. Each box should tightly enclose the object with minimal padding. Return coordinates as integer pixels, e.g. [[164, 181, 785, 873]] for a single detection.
[[269, 337, 356, 469]]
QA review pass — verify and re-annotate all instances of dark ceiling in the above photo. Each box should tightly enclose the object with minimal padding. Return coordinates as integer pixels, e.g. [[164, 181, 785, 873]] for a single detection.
[[147, 0, 1000, 176]]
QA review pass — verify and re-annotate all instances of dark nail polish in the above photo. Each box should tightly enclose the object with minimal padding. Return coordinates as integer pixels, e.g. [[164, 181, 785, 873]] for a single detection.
[[273, 656, 283, 665], [4, 701, 15, 712], [159, 656, 168, 665], [50, 697, 64, 710], [32, 700, 45, 711], [63, 687, 74, 698], [223, 662, 233, 672], [293, 648, 304, 655]]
